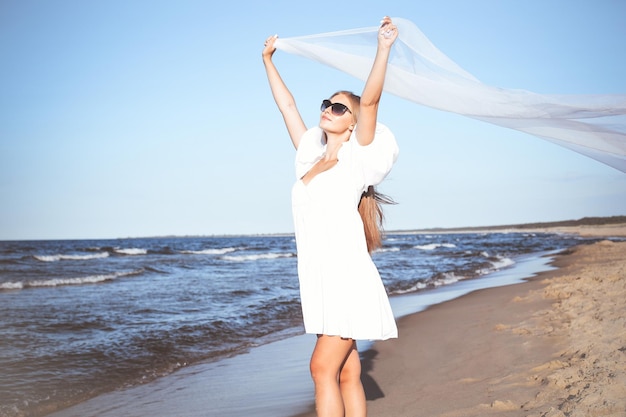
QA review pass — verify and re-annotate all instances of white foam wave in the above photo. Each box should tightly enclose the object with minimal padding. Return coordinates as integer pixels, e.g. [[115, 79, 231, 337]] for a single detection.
[[391, 272, 464, 295], [1, 269, 145, 290], [375, 247, 400, 253], [0, 281, 25, 290], [34, 252, 110, 262], [114, 248, 147, 255], [432, 272, 461, 287], [222, 252, 293, 262], [182, 247, 238, 255], [475, 256, 515, 276], [491, 256, 515, 270], [392, 281, 429, 294], [414, 243, 457, 251]]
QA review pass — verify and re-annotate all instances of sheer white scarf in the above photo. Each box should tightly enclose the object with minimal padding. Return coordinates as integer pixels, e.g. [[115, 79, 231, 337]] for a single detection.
[[275, 18, 626, 172]]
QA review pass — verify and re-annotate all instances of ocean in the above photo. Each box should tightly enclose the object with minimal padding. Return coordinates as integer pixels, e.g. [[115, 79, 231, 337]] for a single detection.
[[0, 231, 606, 416]]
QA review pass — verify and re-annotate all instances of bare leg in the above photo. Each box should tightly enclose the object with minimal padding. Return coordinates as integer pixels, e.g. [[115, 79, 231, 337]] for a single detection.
[[339, 345, 366, 417], [310, 335, 359, 417]]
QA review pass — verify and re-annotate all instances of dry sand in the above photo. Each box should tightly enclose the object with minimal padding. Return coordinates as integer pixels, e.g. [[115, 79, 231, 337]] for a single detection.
[[298, 224, 626, 417]]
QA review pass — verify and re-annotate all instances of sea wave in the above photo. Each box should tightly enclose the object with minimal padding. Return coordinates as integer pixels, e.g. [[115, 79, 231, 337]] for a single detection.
[[491, 256, 515, 270], [475, 255, 516, 276], [0, 269, 144, 290], [34, 252, 110, 262], [222, 252, 295, 262], [390, 271, 464, 295], [432, 272, 462, 286], [0, 281, 25, 290], [114, 248, 148, 255], [181, 247, 238, 255], [391, 281, 429, 294], [376, 247, 401, 253], [414, 243, 457, 251]]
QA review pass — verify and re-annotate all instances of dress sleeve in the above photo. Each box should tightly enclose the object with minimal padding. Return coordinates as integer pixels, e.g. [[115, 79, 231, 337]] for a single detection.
[[354, 123, 399, 186]]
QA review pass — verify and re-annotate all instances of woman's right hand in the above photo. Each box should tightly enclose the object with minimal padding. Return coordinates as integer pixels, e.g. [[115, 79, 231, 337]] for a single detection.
[[262, 34, 278, 59], [262, 32, 307, 149]]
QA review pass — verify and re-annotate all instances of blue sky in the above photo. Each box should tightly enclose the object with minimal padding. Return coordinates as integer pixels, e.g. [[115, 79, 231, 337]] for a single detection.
[[1, 0, 625, 240]]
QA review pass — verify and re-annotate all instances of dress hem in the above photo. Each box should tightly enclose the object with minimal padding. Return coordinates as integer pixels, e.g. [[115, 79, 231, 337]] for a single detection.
[[304, 330, 398, 341]]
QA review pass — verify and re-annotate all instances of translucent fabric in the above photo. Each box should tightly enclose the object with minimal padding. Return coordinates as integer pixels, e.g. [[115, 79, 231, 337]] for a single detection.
[[275, 18, 626, 172]]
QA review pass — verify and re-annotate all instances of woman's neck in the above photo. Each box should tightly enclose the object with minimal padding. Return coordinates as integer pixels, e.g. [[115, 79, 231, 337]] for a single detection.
[[324, 131, 351, 160]]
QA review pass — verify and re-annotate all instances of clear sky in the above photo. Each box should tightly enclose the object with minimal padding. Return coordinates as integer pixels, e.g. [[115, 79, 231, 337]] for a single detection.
[[1, 0, 625, 240]]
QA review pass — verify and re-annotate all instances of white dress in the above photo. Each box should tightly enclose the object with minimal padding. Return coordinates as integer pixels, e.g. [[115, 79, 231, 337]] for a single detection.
[[291, 123, 399, 340]]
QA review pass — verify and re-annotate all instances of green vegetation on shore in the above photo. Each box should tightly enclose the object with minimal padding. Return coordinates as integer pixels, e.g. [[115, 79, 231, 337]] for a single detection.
[[396, 215, 626, 234]]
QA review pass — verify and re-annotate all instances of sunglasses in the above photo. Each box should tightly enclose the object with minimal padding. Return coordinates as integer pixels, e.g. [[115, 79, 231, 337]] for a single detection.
[[321, 99, 352, 116]]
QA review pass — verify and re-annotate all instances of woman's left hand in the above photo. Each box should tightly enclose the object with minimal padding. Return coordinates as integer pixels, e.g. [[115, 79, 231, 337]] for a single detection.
[[378, 16, 398, 46]]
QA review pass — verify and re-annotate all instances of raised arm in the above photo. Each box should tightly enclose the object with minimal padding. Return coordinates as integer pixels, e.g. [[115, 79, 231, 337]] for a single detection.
[[263, 35, 307, 150], [355, 17, 398, 146]]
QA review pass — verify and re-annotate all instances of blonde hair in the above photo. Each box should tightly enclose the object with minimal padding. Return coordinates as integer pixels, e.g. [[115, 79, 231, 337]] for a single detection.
[[330, 91, 395, 253], [358, 186, 395, 253]]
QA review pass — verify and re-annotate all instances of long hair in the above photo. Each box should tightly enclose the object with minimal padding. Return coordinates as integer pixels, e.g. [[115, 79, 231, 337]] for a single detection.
[[358, 186, 395, 253], [331, 91, 395, 253]]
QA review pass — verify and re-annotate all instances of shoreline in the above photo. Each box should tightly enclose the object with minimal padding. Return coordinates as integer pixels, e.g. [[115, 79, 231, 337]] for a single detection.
[[45, 247, 561, 417], [44, 225, 625, 417]]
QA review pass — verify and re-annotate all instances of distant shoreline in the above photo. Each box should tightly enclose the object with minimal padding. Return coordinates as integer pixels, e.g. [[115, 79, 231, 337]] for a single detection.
[[4, 215, 625, 242], [387, 215, 626, 236], [153, 215, 626, 239]]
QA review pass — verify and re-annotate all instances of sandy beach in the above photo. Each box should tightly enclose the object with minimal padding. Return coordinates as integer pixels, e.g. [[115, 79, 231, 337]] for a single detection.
[[298, 223, 626, 417]]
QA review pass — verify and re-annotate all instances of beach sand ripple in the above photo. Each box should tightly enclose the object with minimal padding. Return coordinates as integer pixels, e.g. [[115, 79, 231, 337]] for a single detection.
[[518, 240, 626, 417]]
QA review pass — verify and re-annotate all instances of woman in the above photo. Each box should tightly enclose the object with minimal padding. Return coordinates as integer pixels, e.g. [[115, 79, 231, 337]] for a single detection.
[[262, 17, 399, 417]]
